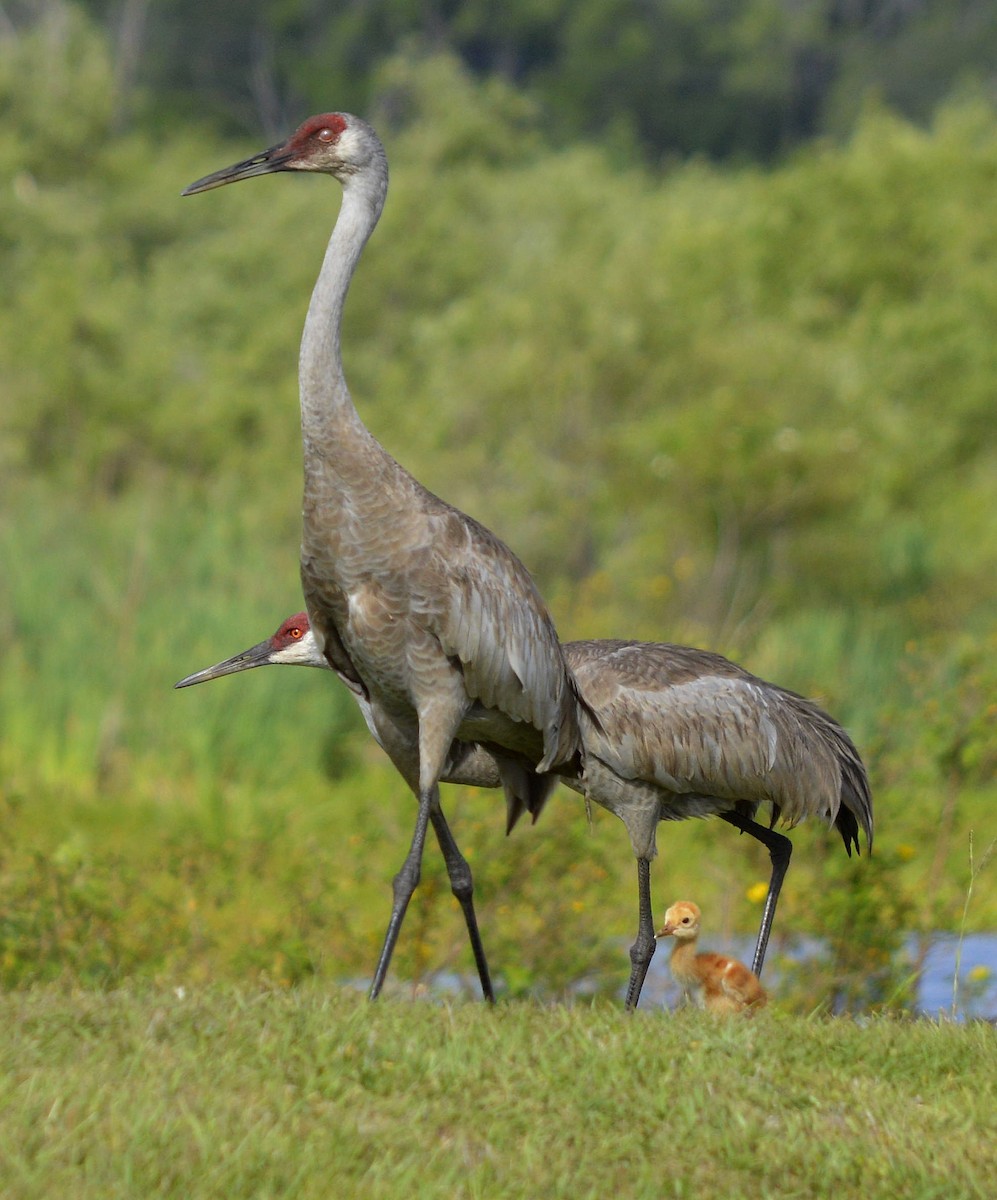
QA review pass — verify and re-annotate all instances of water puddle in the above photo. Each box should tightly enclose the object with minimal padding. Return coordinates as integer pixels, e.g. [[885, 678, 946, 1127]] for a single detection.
[[634, 931, 997, 1019]]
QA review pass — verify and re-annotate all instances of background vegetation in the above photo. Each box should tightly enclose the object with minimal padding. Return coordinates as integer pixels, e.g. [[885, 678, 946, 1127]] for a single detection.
[[1, 3, 996, 1009], [39, 0, 997, 161]]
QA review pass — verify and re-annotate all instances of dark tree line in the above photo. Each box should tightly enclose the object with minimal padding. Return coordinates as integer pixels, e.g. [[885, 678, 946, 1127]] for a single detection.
[[9, 0, 997, 158]]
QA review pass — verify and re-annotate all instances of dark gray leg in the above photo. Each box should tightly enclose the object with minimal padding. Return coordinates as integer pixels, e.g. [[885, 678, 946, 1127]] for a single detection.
[[719, 811, 793, 977], [624, 857, 656, 1011], [430, 805, 495, 1003], [369, 786, 435, 1000]]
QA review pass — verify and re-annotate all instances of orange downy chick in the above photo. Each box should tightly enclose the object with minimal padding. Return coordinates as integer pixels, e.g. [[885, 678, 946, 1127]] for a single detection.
[[657, 901, 767, 1015]]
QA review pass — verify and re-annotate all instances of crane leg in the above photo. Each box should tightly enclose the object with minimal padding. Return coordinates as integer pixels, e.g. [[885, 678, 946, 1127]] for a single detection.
[[624, 856, 656, 1011], [368, 784, 436, 1001], [430, 806, 495, 1003], [719, 811, 793, 978]]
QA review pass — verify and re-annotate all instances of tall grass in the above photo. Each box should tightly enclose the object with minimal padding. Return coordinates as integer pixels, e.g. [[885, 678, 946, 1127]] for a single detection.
[[0, 475, 352, 795]]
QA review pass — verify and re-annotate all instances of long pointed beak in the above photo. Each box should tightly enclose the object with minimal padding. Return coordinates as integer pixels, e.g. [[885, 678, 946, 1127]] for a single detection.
[[182, 142, 295, 196], [174, 639, 273, 688]]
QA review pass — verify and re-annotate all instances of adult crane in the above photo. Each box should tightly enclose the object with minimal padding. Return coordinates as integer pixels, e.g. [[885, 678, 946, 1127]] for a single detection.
[[177, 613, 873, 1008], [182, 114, 586, 1003]]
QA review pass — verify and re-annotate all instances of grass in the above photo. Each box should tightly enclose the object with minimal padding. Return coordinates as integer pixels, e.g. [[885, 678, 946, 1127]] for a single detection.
[[1, 983, 995, 1199]]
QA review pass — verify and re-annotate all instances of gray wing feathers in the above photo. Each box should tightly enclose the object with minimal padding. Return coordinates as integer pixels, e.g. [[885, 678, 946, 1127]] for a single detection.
[[435, 513, 580, 772], [602, 677, 813, 810], [568, 640, 868, 835]]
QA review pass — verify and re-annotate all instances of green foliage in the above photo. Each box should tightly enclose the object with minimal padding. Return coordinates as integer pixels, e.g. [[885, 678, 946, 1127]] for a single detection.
[[2, 987, 997, 1198], [6, 29, 997, 651], [41, 0, 997, 164], [371, 49, 544, 168], [0, 4, 114, 177], [777, 844, 917, 1014], [2, 20, 997, 1006], [881, 633, 997, 797]]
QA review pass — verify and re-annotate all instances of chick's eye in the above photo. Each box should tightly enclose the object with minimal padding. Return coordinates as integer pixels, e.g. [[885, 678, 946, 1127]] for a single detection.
[[682, 917, 691, 925]]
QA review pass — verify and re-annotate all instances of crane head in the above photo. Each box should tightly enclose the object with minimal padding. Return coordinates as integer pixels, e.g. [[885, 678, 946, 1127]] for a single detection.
[[174, 613, 326, 688], [657, 901, 702, 941], [182, 113, 382, 195]]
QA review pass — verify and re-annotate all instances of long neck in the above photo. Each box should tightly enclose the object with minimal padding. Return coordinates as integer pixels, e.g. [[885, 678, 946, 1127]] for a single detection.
[[299, 159, 388, 462]]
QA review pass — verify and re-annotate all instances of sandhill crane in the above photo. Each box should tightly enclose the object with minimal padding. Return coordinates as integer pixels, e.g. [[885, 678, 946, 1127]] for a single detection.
[[177, 613, 873, 1008], [182, 114, 585, 1003], [658, 900, 767, 1015]]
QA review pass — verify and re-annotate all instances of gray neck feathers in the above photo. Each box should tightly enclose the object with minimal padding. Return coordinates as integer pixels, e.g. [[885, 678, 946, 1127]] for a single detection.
[[298, 150, 388, 453]]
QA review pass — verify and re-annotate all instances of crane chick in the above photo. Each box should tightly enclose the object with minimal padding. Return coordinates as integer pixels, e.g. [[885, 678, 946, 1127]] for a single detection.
[[658, 901, 767, 1016]]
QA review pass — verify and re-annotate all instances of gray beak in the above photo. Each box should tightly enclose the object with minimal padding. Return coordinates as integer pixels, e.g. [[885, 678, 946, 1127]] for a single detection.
[[182, 142, 295, 196], [174, 639, 273, 688]]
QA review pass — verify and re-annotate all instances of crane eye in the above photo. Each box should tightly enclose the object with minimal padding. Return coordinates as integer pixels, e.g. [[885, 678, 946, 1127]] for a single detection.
[[316, 127, 337, 143], [289, 627, 302, 639]]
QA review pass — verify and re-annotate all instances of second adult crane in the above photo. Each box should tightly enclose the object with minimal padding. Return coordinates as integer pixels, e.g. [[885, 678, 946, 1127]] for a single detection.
[[178, 613, 873, 1008]]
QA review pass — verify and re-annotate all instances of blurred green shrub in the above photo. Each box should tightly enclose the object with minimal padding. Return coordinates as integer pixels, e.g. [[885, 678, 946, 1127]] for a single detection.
[[776, 844, 917, 1015]]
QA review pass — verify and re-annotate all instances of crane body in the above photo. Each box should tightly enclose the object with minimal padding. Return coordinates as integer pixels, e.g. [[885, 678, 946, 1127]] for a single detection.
[[182, 114, 584, 1001]]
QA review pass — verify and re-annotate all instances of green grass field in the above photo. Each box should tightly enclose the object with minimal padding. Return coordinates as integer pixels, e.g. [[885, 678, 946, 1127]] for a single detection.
[[1, 984, 994, 1199]]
